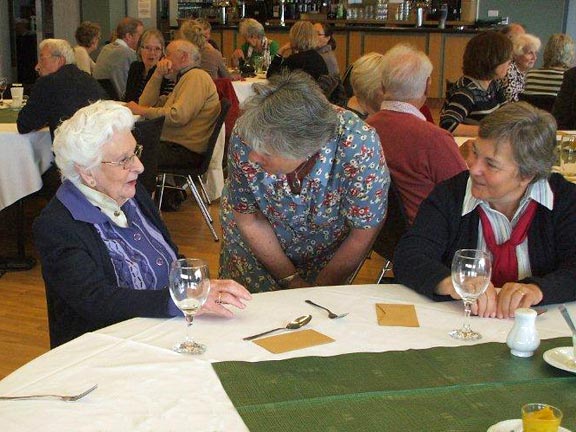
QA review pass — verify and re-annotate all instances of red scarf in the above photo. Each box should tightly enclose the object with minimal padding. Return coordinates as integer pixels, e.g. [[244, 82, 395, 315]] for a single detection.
[[477, 200, 538, 287]]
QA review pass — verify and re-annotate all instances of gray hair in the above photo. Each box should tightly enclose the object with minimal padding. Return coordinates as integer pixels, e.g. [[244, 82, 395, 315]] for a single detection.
[[168, 39, 201, 67], [53, 100, 135, 185], [239, 18, 265, 40], [39, 39, 76, 65], [542, 33, 575, 69], [380, 44, 433, 101], [512, 33, 541, 56], [236, 70, 338, 159], [478, 102, 557, 182], [350, 52, 385, 114]]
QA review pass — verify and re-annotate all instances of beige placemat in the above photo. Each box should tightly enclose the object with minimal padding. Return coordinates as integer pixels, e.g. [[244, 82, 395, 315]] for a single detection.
[[253, 329, 335, 354], [376, 303, 420, 327]]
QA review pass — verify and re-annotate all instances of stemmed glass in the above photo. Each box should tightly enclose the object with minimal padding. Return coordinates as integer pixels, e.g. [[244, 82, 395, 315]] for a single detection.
[[168, 258, 211, 354], [0, 78, 8, 107], [449, 249, 492, 341]]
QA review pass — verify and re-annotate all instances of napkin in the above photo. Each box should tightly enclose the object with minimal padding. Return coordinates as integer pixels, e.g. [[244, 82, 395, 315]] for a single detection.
[[376, 303, 420, 327], [253, 329, 335, 354]]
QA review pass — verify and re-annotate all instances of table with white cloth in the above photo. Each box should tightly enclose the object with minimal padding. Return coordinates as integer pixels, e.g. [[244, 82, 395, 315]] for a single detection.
[[232, 77, 267, 105], [0, 284, 574, 431], [0, 104, 53, 270]]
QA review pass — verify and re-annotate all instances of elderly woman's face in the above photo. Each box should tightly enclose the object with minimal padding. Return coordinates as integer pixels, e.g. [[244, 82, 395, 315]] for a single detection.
[[467, 138, 532, 212], [90, 130, 144, 205], [140, 35, 163, 69], [313, 23, 329, 48], [246, 35, 262, 49], [248, 148, 304, 175], [515, 48, 538, 72]]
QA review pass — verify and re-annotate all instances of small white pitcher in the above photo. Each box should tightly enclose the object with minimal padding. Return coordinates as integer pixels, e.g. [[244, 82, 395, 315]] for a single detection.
[[506, 308, 540, 358]]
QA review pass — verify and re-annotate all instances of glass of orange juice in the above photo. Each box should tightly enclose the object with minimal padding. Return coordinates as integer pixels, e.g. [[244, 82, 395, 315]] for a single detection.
[[522, 403, 563, 432]]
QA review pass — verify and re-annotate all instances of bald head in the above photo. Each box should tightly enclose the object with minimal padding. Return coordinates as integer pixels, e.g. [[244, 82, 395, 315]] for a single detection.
[[166, 39, 201, 71]]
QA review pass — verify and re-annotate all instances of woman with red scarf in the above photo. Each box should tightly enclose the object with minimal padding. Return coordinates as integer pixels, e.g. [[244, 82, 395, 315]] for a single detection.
[[395, 102, 576, 319]]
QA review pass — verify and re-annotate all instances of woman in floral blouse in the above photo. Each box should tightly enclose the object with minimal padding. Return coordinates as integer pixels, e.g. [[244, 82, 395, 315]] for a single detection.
[[500, 33, 541, 102], [219, 71, 390, 292]]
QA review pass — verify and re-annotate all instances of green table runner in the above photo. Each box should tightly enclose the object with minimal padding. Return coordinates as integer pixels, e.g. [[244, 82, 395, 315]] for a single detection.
[[213, 338, 575, 431], [0, 108, 19, 123]]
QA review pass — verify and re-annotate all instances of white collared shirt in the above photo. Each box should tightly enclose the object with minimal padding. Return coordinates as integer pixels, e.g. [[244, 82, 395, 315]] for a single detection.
[[379, 100, 426, 121], [77, 183, 129, 228], [461, 177, 554, 281], [114, 38, 133, 52]]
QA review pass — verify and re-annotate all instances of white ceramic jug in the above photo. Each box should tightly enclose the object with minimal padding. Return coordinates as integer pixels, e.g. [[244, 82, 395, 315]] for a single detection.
[[506, 308, 540, 357]]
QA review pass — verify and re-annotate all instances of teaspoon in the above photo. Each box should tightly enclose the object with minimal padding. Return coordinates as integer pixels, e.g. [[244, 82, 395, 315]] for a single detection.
[[243, 315, 312, 341]]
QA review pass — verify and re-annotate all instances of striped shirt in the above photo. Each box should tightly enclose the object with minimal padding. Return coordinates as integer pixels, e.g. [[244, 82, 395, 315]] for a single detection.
[[461, 177, 554, 282], [523, 68, 566, 96], [440, 76, 506, 133]]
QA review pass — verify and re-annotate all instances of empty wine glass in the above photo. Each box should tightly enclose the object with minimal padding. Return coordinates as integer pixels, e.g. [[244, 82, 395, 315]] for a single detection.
[[169, 258, 211, 354], [0, 77, 7, 107], [449, 249, 492, 341]]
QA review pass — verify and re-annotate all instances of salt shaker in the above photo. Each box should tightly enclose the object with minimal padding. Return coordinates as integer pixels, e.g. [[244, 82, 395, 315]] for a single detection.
[[506, 308, 540, 357]]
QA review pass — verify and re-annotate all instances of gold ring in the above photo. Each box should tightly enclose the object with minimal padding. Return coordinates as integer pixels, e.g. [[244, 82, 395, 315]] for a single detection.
[[517, 289, 526, 296], [217, 292, 223, 304]]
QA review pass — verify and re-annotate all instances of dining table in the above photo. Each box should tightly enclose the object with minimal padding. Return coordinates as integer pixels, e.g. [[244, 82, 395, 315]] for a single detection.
[[0, 284, 574, 431], [232, 76, 267, 105], [0, 102, 53, 271]]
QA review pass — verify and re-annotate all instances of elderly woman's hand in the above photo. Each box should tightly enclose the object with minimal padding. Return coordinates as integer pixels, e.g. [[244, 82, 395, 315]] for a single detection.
[[231, 48, 245, 67], [198, 279, 252, 318], [472, 283, 497, 318], [278, 43, 293, 57], [496, 282, 543, 319]]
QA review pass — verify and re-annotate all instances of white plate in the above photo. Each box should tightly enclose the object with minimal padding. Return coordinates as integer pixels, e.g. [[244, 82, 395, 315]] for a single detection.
[[543, 346, 576, 374], [487, 418, 571, 432]]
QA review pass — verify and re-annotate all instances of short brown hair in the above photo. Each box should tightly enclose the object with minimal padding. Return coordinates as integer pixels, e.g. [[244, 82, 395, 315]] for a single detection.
[[75, 21, 101, 48], [116, 17, 143, 40], [463, 31, 512, 80]]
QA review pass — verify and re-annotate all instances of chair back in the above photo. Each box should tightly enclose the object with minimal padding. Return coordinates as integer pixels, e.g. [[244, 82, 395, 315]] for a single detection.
[[98, 79, 119, 100], [341, 64, 354, 99], [192, 98, 231, 177], [372, 179, 409, 263], [133, 116, 165, 195], [518, 93, 556, 113], [213, 78, 240, 148]]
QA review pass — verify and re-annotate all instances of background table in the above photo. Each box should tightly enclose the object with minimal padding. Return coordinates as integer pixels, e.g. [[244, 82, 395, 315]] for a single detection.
[[232, 77, 267, 105], [0, 284, 573, 431]]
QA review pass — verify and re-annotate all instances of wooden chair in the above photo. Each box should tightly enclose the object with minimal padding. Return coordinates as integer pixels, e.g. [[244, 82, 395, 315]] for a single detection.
[[157, 98, 231, 242], [132, 116, 165, 196]]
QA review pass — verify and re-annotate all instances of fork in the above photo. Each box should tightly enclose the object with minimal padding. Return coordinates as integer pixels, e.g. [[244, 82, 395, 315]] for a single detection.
[[305, 300, 348, 319], [0, 384, 98, 402]]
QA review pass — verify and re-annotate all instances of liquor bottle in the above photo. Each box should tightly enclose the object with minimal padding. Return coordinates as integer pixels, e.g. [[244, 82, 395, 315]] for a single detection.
[[273, 0, 280, 17]]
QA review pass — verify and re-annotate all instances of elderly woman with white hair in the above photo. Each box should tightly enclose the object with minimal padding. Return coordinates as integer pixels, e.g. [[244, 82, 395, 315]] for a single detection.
[[500, 33, 542, 102], [219, 71, 389, 292], [33, 101, 251, 348], [231, 18, 279, 69]]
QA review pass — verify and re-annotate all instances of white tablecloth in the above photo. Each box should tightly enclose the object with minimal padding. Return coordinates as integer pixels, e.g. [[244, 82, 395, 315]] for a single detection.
[[0, 120, 53, 211], [0, 284, 572, 431], [232, 77, 267, 105]]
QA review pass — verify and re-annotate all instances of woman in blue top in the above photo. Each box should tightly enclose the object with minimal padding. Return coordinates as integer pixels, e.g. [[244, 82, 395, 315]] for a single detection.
[[219, 71, 390, 292]]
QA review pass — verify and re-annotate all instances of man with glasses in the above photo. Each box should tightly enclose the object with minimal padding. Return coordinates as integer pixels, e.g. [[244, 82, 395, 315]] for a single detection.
[[17, 38, 107, 198], [94, 17, 144, 99]]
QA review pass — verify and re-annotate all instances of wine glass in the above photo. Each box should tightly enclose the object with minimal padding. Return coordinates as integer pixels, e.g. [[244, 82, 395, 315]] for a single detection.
[[169, 258, 211, 354], [449, 249, 492, 341], [0, 78, 8, 107]]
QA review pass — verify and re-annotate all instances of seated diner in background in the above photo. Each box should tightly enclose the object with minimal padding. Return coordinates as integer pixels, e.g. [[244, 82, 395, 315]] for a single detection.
[[127, 39, 220, 168], [552, 65, 576, 130], [313, 22, 339, 76], [440, 31, 512, 137], [499, 33, 541, 102], [523, 33, 575, 98], [124, 29, 174, 103], [365, 44, 467, 225], [231, 18, 279, 70], [395, 102, 576, 319], [219, 71, 389, 292], [33, 101, 251, 348], [267, 20, 329, 81], [73, 21, 101, 75], [177, 20, 232, 80]]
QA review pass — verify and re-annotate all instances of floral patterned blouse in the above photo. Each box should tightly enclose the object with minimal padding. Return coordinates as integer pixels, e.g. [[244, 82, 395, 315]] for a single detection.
[[500, 61, 525, 102], [219, 108, 390, 292]]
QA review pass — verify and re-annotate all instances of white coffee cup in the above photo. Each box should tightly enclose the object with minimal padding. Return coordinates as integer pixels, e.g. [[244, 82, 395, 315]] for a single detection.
[[11, 84, 23, 108]]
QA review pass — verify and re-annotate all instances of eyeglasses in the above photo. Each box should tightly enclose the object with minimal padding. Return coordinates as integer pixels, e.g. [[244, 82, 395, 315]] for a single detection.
[[101, 144, 143, 170], [317, 33, 325, 36], [141, 45, 163, 53]]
